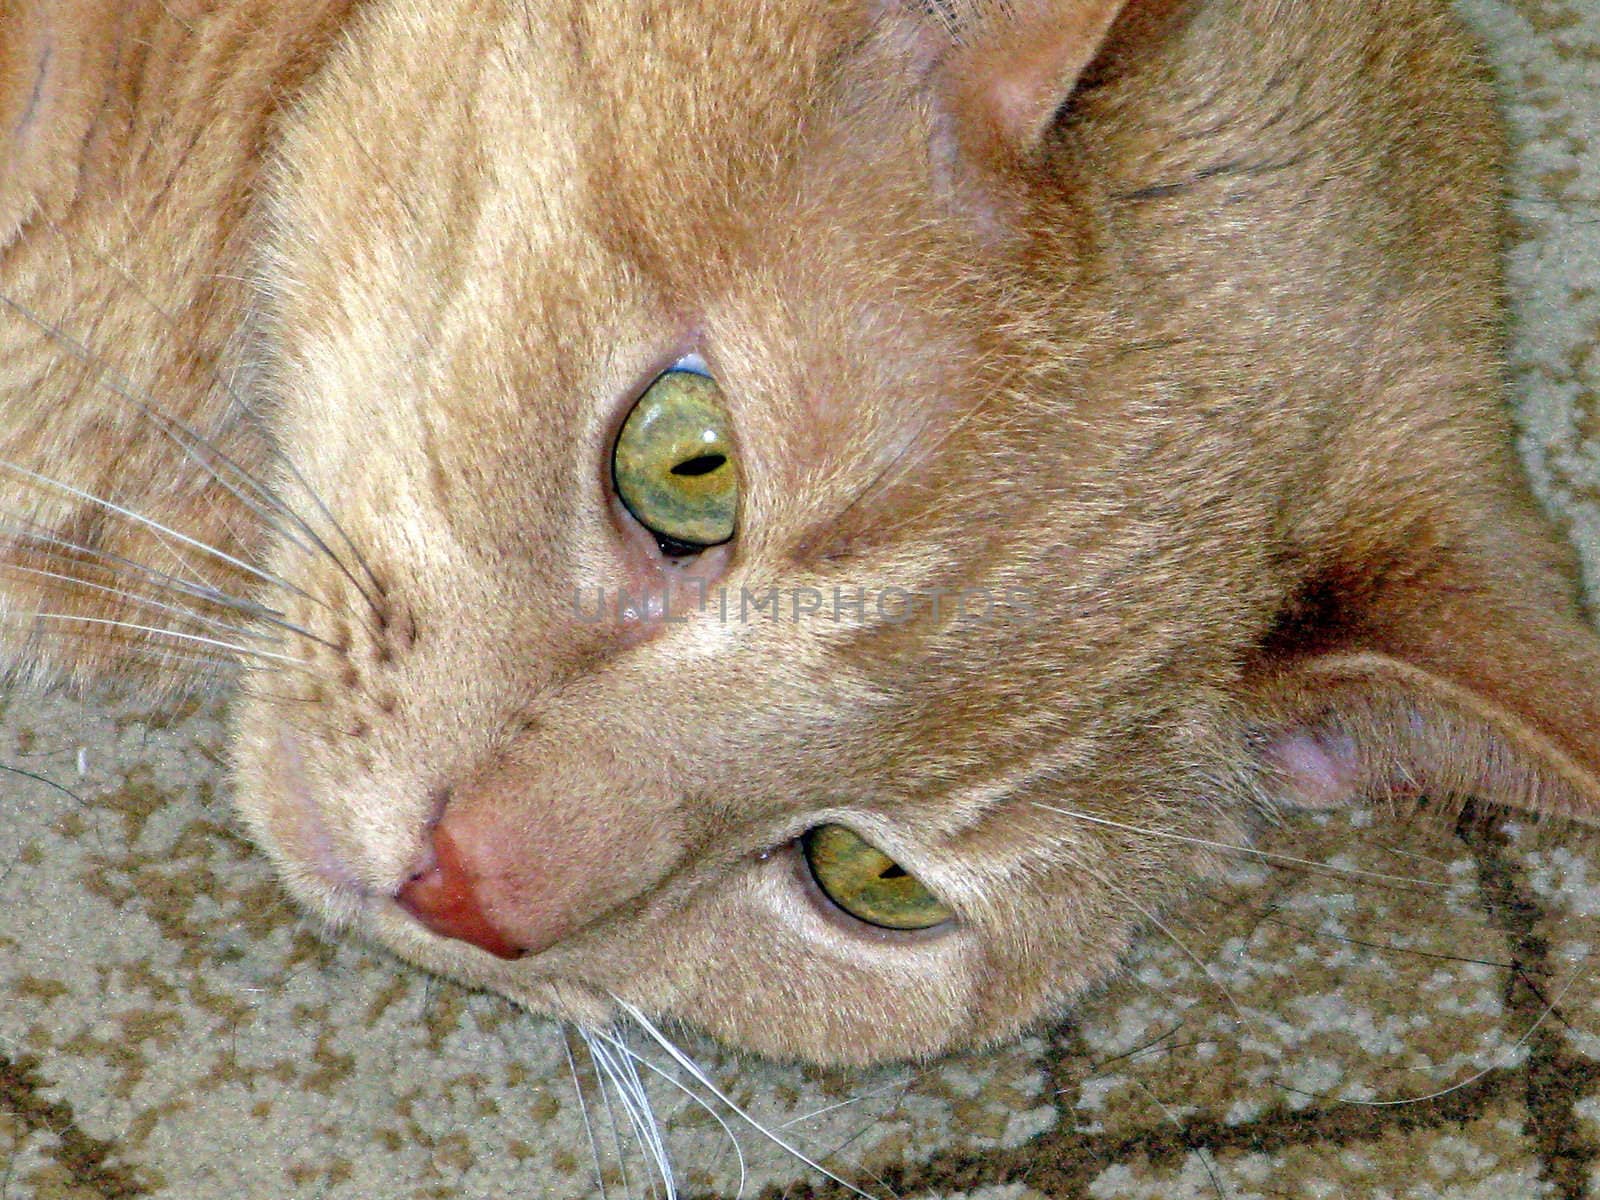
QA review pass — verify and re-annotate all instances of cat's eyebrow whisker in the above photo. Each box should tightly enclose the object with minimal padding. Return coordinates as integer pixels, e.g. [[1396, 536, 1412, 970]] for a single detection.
[[1250, 911, 1548, 976], [1280, 954, 1593, 1110], [1113, 886, 1258, 1036], [1125, 1074, 1232, 1200], [1030, 802, 1456, 893], [613, 999, 883, 1200], [1073, 1022, 1208, 1081]]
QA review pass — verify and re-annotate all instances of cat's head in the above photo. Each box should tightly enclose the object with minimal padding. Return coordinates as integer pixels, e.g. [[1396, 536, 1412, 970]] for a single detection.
[[227, 0, 1600, 1065]]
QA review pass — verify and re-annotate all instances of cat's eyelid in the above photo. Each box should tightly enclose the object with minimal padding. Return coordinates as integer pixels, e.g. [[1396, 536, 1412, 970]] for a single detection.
[[673, 351, 710, 377]]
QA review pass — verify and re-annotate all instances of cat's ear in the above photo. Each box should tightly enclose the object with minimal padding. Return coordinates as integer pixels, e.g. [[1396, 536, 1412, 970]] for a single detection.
[[1245, 518, 1600, 824], [896, 0, 1132, 185], [909, 0, 1131, 163]]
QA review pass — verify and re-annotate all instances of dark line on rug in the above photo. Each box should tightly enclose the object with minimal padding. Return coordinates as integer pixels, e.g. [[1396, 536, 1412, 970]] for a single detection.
[[1456, 802, 1600, 1200], [685, 802, 1600, 1200], [0, 1052, 150, 1198], [679, 1061, 1533, 1199]]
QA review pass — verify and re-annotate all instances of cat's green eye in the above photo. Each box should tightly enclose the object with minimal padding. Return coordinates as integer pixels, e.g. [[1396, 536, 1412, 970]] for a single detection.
[[801, 824, 953, 932], [612, 369, 738, 552]]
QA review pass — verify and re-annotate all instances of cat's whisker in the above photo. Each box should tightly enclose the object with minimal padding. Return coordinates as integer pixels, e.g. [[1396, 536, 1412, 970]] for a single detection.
[[770, 1070, 925, 1130], [579, 1033, 642, 1200], [562, 1026, 616, 1200], [584, 1022, 752, 1199], [2, 287, 389, 631], [613, 1038, 676, 1200], [267, 460, 390, 623], [1030, 801, 1457, 893], [0, 763, 90, 809], [0, 519, 339, 651], [1074, 1022, 1203, 1081], [0, 458, 319, 608], [613, 999, 882, 1200], [581, 1027, 675, 1200], [1124, 1074, 1232, 1200], [1249, 911, 1543, 976], [233, 677, 327, 706], [1123, 896, 1257, 1035], [0, 561, 282, 646], [0, 613, 251, 674], [1278, 955, 1594, 1110], [0, 291, 331, 564], [17, 613, 323, 674]]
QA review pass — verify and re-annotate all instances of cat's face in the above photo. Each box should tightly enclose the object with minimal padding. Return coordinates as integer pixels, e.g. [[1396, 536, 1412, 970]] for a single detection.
[[228, 0, 1261, 1063], [226, 0, 1600, 1067]]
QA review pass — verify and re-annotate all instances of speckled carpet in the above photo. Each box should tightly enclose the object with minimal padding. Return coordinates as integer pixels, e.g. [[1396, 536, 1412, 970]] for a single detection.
[[6, 1, 1600, 1197]]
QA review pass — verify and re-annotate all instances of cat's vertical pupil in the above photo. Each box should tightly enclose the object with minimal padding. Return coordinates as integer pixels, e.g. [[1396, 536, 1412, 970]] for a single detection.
[[670, 454, 726, 477]]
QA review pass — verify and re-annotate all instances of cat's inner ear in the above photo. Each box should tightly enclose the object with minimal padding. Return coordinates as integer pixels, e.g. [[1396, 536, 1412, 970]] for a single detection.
[[1244, 529, 1600, 825], [906, 0, 1132, 168]]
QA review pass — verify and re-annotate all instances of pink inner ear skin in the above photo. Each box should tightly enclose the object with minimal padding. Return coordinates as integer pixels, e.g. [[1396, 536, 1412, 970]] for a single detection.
[[1264, 728, 1362, 810], [945, 0, 1132, 155]]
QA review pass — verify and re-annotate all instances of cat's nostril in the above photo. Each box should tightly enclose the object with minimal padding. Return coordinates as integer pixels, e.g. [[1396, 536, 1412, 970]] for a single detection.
[[395, 822, 525, 960]]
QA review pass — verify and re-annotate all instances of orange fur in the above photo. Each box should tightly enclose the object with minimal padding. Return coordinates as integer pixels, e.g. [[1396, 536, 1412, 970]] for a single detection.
[[2, 0, 1597, 1067]]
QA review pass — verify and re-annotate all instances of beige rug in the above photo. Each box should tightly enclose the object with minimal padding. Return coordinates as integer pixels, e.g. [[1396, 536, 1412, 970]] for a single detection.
[[6, 1, 1600, 1196]]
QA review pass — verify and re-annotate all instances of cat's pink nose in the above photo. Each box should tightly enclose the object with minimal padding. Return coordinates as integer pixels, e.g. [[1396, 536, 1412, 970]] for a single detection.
[[396, 822, 525, 960]]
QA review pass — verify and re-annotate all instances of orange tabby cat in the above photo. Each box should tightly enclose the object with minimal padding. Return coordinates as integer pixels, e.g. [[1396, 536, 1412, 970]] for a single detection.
[[3, 0, 1598, 1068]]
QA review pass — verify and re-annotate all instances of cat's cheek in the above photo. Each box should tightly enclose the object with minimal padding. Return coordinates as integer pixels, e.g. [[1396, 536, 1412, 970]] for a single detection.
[[228, 725, 369, 925]]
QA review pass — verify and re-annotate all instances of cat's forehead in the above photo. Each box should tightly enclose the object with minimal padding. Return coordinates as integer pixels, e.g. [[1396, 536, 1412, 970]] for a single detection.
[[258, 0, 1015, 591], [503, 0, 930, 264]]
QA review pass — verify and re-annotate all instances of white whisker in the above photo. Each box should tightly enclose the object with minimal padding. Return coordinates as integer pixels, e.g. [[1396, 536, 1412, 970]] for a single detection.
[[0, 459, 313, 604], [584, 1036, 639, 1200], [614, 1000, 881, 1200], [584, 1033, 666, 1200], [585, 1023, 748, 1199], [3, 517, 265, 609], [0, 519, 339, 650], [563, 1027, 612, 1200], [21, 613, 319, 672], [0, 286, 386, 631], [0, 561, 277, 644], [0, 291, 327, 561], [1031, 801, 1454, 892], [5, 632, 246, 677]]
